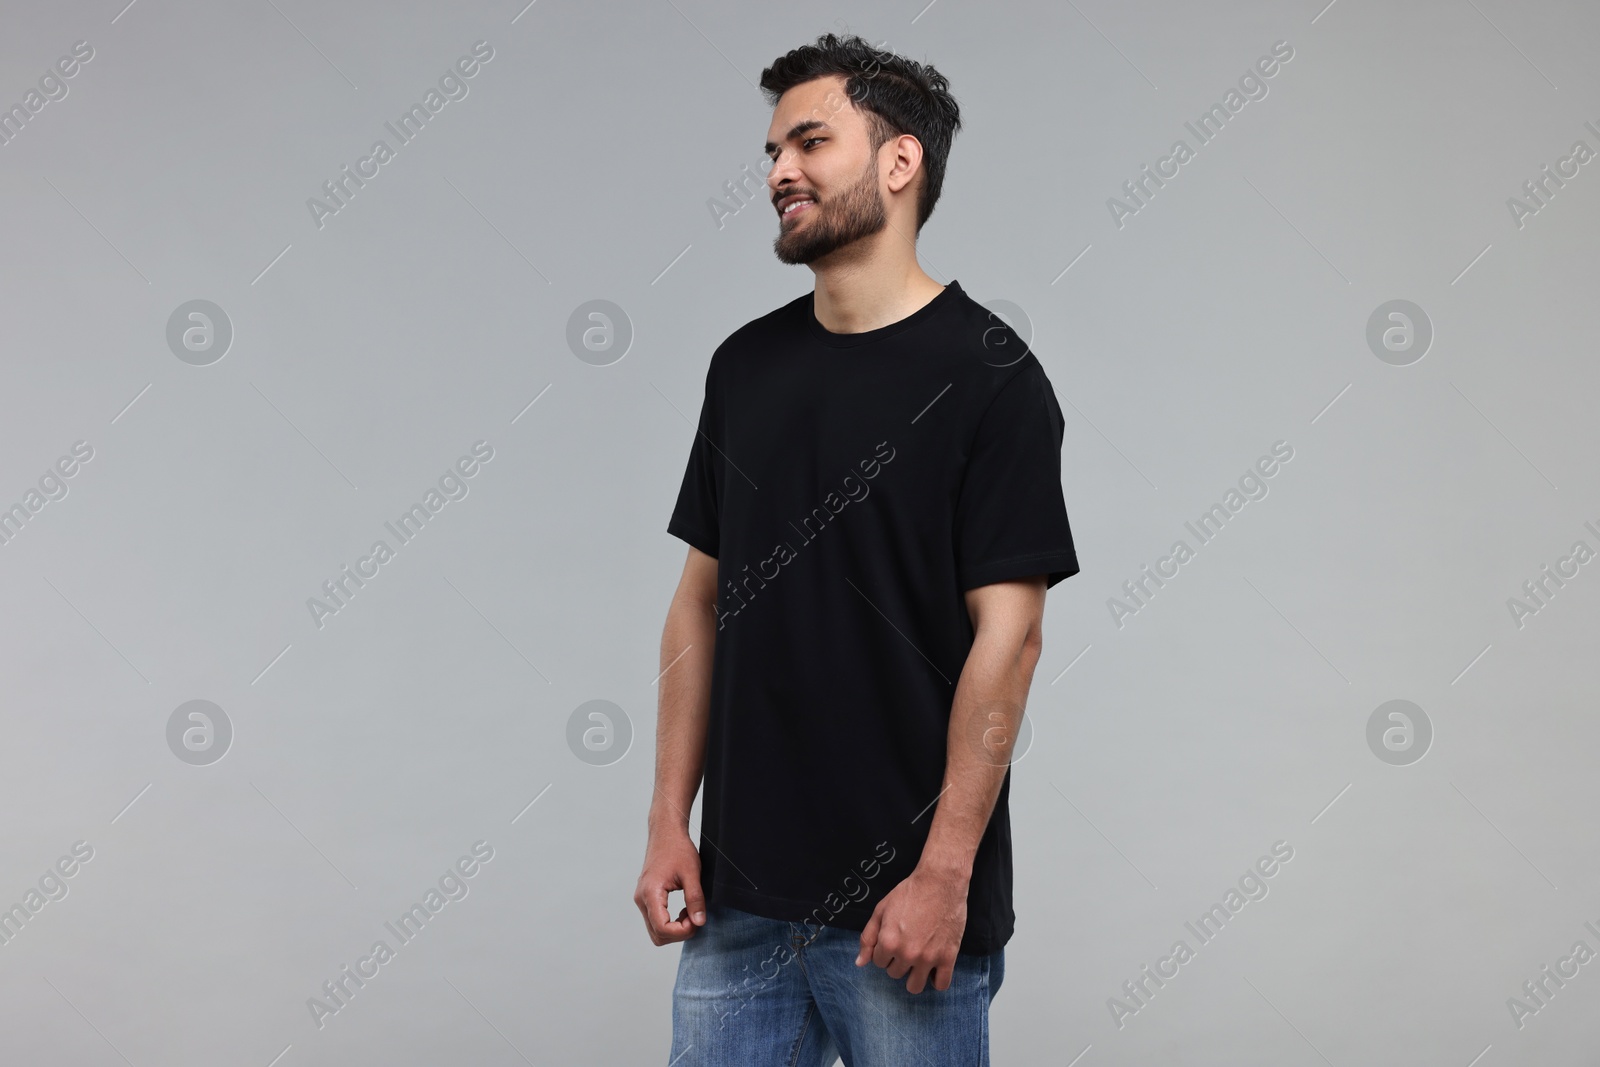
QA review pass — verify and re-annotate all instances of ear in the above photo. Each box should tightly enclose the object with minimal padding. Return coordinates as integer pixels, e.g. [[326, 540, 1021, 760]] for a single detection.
[[883, 133, 924, 195]]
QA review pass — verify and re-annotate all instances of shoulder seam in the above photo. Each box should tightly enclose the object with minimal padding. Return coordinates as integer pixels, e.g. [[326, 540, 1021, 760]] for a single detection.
[[963, 354, 1043, 457]]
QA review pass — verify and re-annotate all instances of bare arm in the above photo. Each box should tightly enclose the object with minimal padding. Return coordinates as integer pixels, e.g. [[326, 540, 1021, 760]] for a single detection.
[[920, 575, 1047, 878], [634, 545, 719, 944], [856, 574, 1046, 992], [649, 545, 718, 832]]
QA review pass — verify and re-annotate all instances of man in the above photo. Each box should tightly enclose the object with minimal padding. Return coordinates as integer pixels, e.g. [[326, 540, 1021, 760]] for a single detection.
[[635, 32, 1080, 1066]]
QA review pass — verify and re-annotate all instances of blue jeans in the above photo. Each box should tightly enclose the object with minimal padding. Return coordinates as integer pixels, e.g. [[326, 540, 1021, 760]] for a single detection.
[[669, 902, 1004, 1066]]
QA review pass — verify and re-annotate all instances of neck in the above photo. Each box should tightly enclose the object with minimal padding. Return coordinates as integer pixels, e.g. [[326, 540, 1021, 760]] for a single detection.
[[811, 265, 946, 335]]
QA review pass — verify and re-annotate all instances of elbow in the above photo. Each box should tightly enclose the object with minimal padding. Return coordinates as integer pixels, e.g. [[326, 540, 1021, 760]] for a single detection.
[[673, 592, 718, 629], [1021, 622, 1044, 666]]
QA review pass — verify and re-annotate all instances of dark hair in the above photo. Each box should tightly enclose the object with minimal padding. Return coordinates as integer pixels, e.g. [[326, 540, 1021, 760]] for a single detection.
[[759, 33, 962, 234]]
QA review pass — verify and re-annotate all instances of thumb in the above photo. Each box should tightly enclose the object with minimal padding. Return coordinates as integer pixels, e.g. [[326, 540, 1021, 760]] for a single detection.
[[681, 873, 708, 926], [855, 909, 881, 966]]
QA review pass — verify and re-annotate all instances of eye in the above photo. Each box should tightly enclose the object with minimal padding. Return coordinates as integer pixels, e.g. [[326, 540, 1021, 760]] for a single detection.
[[768, 137, 826, 162]]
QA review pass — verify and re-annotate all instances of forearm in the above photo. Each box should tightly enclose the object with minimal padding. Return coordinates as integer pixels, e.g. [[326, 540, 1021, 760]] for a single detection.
[[919, 624, 1042, 878], [647, 593, 717, 835]]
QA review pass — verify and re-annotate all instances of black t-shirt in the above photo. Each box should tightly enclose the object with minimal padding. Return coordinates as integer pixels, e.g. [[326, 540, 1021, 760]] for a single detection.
[[666, 278, 1079, 956]]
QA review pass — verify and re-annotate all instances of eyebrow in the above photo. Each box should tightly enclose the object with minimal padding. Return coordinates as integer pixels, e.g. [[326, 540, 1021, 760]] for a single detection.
[[765, 120, 831, 159]]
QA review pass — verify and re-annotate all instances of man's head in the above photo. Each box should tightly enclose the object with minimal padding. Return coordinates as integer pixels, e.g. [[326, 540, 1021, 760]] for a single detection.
[[759, 34, 961, 266]]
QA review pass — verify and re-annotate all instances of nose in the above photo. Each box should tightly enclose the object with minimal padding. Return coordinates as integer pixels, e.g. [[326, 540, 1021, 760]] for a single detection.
[[766, 149, 802, 201]]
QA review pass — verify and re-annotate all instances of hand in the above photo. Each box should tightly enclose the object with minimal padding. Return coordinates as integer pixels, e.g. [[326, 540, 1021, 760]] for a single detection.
[[854, 866, 969, 993], [633, 826, 707, 946]]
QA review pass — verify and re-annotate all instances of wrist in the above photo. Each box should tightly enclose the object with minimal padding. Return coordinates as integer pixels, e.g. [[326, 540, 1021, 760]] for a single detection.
[[916, 843, 975, 884], [648, 807, 691, 837]]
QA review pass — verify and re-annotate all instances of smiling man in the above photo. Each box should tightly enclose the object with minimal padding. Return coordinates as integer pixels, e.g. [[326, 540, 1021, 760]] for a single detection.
[[635, 32, 1081, 1067]]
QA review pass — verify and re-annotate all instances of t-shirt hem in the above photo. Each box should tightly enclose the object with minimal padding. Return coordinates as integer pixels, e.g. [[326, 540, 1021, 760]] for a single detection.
[[960, 550, 1081, 592], [710, 882, 1011, 956]]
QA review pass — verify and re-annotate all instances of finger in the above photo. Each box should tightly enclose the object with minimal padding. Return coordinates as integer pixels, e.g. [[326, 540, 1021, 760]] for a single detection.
[[855, 913, 881, 966], [905, 963, 929, 996], [651, 883, 677, 933], [647, 883, 690, 941], [665, 905, 695, 938], [876, 936, 907, 971], [665, 908, 697, 940], [638, 883, 666, 939], [653, 907, 695, 945]]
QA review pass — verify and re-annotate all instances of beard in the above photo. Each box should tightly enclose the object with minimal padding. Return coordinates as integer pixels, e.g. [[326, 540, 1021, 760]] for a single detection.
[[772, 155, 888, 265]]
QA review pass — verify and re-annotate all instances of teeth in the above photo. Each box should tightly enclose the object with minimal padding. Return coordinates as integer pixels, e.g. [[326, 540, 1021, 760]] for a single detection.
[[783, 199, 813, 214]]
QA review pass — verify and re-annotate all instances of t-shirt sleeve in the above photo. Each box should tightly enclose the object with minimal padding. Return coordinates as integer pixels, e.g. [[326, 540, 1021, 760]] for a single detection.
[[666, 358, 722, 559], [954, 359, 1080, 592]]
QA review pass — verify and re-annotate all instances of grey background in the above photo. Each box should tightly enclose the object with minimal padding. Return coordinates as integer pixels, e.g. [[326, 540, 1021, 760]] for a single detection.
[[1, 0, 1596, 1063]]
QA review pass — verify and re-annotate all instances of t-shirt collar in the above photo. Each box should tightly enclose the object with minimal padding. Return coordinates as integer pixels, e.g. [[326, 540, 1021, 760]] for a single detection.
[[805, 279, 962, 349]]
